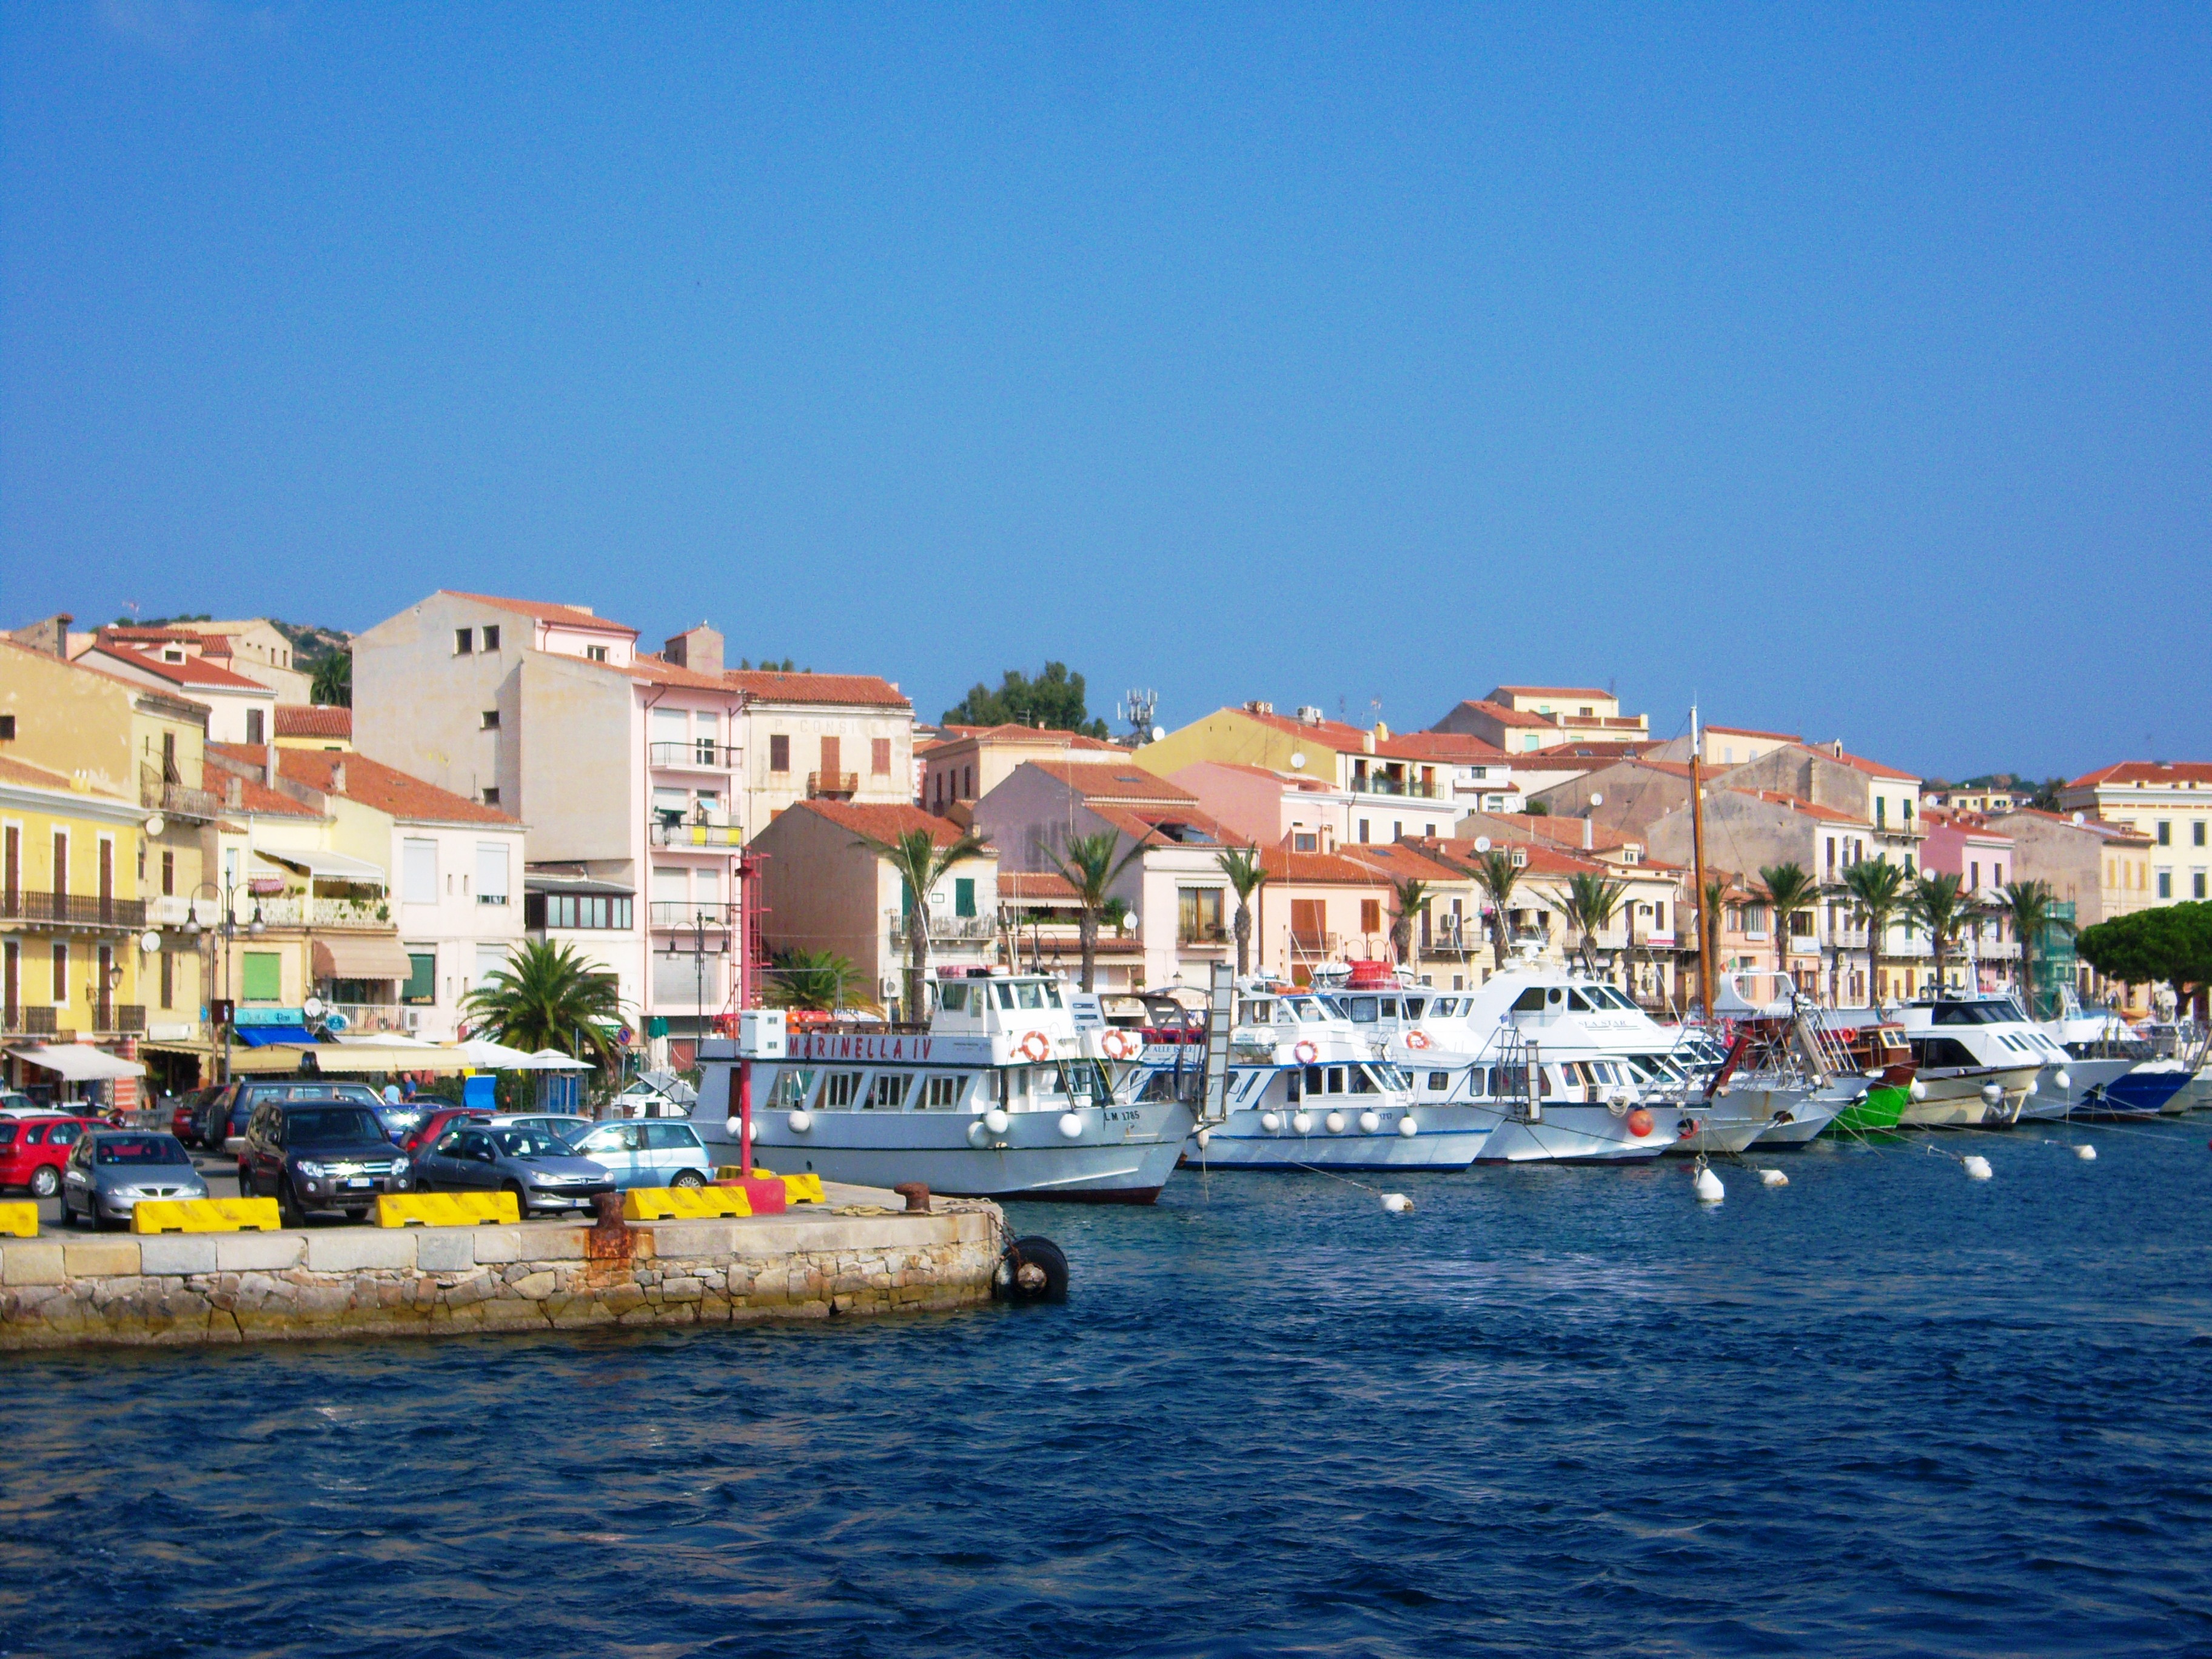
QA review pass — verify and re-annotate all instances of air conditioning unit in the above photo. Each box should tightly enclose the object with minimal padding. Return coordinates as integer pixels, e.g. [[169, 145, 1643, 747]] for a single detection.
[[1296, 706, 1324, 725], [403, 1008, 423, 1032]]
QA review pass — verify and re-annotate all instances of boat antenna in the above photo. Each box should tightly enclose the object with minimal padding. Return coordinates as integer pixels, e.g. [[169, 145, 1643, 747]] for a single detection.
[[1689, 701, 1715, 1025]]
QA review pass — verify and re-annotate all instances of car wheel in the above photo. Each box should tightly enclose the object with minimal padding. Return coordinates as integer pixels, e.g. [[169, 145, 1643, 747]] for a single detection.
[[236, 1166, 253, 1199], [29, 1166, 59, 1200], [277, 1179, 307, 1230], [670, 1169, 705, 1190]]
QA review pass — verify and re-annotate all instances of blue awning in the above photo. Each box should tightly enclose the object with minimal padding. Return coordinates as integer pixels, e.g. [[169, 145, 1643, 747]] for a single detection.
[[236, 1025, 317, 1048]]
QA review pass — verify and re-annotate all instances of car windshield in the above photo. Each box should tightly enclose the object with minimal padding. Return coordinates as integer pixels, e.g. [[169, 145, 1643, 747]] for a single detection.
[[491, 1128, 570, 1158], [96, 1136, 190, 1165], [287, 1108, 387, 1146]]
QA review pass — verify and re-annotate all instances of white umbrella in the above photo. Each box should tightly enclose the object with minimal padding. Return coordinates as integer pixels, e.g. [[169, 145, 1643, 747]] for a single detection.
[[453, 1037, 541, 1069], [524, 1047, 594, 1071]]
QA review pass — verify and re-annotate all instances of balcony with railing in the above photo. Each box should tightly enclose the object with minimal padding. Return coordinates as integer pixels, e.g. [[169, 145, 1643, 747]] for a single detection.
[[886, 910, 996, 947], [140, 763, 224, 822], [325, 1002, 413, 1034], [1, 1006, 59, 1036], [649, 817, 743, 848], [1176, 923, 1230, 948], [1346, 770, 1441, 800], [246, 896, 394, 931], [0, 893, 149, 931], [87, 1004, 147, 1036], [648, 901, 736, 931], [808, 771, 859, 800], [648, 741, 739, 772]]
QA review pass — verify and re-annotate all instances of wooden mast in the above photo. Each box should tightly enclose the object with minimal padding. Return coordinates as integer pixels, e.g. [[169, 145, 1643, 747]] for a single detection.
[[1689, 705, 1715, 1024]]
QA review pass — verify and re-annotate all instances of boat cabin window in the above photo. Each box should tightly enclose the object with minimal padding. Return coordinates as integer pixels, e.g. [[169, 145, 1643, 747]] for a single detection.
[[866, 1074, 911, 1110], [922, 1074, 967, 1109], [769, 1069, 817, 1107], [1427, 1071, 1451, 1093], [1341, 996, 1378, 1024], [938, 984, 970, 1013], [1915, 1037, 1980, 1067], [1378, 997, 1399, 1019], [1286, 1069, 1301, 1101], [1403, 996, 1426, 1018], [1014, 981, 1046, 1010], [1511, 987, 1549, 1013], [1348, 1065, 1375, 1094], [823, 1071, 864, 1108], [1932, 1002, 2005, 1026], [993, 982, 1016, 1010]]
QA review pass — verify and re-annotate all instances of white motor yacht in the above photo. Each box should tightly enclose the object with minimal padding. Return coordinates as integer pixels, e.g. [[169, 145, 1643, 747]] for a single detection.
[[1892, 994, 2056, 1125]]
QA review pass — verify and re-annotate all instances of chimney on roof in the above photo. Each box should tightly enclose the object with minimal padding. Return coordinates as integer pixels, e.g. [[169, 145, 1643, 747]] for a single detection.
[[1831, 740, 1844, 758], [263, 748, 278, 787], [7, 614, 72, 659], [226, 776, 243, 809], [662, 623, 723, 675], [1373, 721, 1390, 742], [1583, 817, 1592, 852], [332, 760, 347, 795]]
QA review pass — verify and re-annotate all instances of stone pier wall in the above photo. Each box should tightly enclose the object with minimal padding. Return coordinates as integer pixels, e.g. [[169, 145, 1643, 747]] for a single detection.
[[0, 1207, 1002, 1350]]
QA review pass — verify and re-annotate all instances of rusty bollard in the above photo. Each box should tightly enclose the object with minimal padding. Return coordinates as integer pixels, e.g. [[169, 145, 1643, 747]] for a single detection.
[[893, 1181, 931, 1214], [586, 1191, 635, 1262]]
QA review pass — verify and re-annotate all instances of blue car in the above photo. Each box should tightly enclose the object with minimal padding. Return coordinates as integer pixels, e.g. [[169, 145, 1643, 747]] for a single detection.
[[565, 1119, 714, 1190]]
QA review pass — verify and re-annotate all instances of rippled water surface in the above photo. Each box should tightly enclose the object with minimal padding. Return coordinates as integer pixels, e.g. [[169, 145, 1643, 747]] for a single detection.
[[6, 1121, 2212, 1657]]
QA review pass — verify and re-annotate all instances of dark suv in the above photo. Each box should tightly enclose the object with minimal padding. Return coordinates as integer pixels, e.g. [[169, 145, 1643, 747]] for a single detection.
[[207, 1081, 384, 1152], [240, 1098, 414, 1225]]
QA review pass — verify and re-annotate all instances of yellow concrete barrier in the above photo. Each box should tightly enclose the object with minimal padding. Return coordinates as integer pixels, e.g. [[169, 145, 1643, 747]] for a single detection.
[[0, 1202, 37, 1238], [623, 1185, 752, 1221], [714, 1167, 827, 1205], [133, 1198, 281, 1234], [375, 1191, 521, 1228]]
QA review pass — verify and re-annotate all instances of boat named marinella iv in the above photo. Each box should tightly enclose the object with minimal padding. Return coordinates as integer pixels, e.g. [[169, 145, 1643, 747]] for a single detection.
[[695, 973, 1198, 1203]]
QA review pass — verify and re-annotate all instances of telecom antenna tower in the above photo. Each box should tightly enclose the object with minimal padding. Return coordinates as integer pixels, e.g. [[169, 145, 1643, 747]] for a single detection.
[[1118, 688, 1159, 746]]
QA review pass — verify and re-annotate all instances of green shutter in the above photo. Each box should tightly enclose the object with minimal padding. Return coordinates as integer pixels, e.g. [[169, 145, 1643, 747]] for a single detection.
[[241, 951, 281, 1002], [405, 952, 436, 1004], [955, 878, 976, 918]]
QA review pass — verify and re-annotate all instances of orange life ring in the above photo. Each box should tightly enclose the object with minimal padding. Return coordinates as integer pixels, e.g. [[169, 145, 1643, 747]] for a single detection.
[[1404, 1029, 1432, 1050], [1626, 1108, 1655, 1138], [1100, 1028, 1134, 1060], [1017, 1030, 1053, 1062], [1293, 1039, 1319, 1065]]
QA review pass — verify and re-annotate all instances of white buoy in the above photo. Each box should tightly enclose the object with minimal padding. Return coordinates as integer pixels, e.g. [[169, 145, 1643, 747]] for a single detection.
[[1396, 1114, 1419, 1138], [1324, 1111, 1347, 1134], [1291, 1111, 1313, 1136], [786, 1109, 814, 1134], [1909, 1079, 1928, 1102], [1381, 1192, 1413, 1214], [1760, 1168, 1788, 1188], [1358, 1110, 1382, 1134], [1981, 1082, 2004, 1107], [1694, 1167, 1724, 1204], [2075, 1144, 2096, 1161], [1963, 1155, 1992, 1181], [1057, 1112, 1084, 1139], [967, 1121, 989, 1147], [984, 1108, 1011, 1135], [1196, 1127, 1213, 1150], [1260, 1111, 1282, 1133]]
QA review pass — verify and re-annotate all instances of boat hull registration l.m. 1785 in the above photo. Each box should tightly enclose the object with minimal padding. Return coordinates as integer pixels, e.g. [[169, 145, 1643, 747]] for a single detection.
[[695, 973, 1195, 1203]]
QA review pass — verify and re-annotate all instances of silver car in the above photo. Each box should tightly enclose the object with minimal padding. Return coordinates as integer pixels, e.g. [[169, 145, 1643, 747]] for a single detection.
[[61, 1130, 208, 1228], [411, 1123, 615, 1218]]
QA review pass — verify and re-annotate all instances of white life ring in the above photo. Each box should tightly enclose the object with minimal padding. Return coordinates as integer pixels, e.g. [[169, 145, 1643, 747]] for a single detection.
[[1404, 1029, 1432, 1050], [1099, 1028, 1136, 1060], [1017, 1030, 1053, 1062], [1293, 1039, 1319, 1065]]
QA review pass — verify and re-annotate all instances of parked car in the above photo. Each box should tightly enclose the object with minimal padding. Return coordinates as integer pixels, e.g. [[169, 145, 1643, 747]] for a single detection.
[[61, 1130, 207, 1228], [169, 1085, 223, 1143], [206, 1081, 387, 1151], [489, 1113, 594, 1146], [400, 1105, 493, 1158], [411, 1123, 615, 1218], [0, 1091, 39, 1113], [565, 1119, 714, 1191], [238, 1099, 414, 1225], [370, 1102, 427, 1143], [0, 1116, 98, 1198]]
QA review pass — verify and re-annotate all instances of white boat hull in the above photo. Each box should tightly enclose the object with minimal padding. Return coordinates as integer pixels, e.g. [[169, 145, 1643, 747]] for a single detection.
[[2019, 1057, 2134, 1121], [702, 1099, 1194, 1203], [1182, 1104, 1490, 1171], [1473, 1102, 1683, 1163], [1899, 1067, 2037, 1127], [1746, 1090, 1849, 1147]]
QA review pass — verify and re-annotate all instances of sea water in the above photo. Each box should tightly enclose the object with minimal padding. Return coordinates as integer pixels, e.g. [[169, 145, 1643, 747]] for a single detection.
[[4, 1121, 2209, 1656]]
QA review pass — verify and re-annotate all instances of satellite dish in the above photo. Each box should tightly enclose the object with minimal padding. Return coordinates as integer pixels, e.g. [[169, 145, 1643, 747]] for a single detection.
[[303, 996, 326, 1020], [1473, 837, 1492, 853], [2071, 811, 2085, 825], [1150, 726, 1166, 743], [144, 814, 166, 839], [1589, 793, 1603, 808], [1290, 752, 1307, 770], [1125, 914, 1141, 931], [138, 930, 161, 954]]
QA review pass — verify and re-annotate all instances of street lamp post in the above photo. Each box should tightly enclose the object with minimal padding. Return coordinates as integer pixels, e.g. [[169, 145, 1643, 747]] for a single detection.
[[184, 879, 263, 1086]]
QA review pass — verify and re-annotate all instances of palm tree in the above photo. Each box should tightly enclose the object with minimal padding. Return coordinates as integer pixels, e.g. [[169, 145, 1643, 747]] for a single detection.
[[1043, 830, 1148, 991], [854, 825, 991, 1021], [1469, 848, 1524, 971], [1756, 862, 1822, 990], [1216, 846, 1270, 979], [1840, 858, 1908, 1007], [1997, 879, 2073, 1020], [1387, 877, 1433, 974], [1556, 871, 1626, 975], [460, 940, 626, 1074], [1906, 871, 1973, 994], [766, 947, 860, 1013], [309, 648, 352, 708]]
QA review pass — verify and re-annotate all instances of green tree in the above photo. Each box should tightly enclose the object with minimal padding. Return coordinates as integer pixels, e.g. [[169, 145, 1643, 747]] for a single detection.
[[1905, 871, 1973, 991], [1996, 879, 2074, 1019], [1468, 848, 1525, 971], [766, 948, 861, 1013], [1555, 871, 1626, 975], [1044, 830, 1148, 990], [943, 662, 1108, 737], [1840, 858, 1909, 1006], [460, 940, 626, 1075], [854, 825, 992, 1021], [2076, 902, 2212, 1015], [310, 647, 352, 708], [1756, 862, 1822, 985], [1215, 845, 1270, 979]]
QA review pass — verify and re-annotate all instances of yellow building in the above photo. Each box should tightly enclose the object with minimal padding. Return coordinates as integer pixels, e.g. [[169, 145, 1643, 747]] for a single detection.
[[0, 756, 154, 1108]]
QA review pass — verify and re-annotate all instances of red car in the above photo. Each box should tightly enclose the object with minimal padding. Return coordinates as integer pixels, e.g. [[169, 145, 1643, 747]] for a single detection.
[[0, 1116, 99, 1199], [400, 1105, 493, 1158]]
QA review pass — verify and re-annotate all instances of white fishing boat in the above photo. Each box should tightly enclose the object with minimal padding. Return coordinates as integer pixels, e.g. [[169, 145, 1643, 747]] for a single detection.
[[1892, 994, 2052, 1125], [695, 972, 1194, 1202]]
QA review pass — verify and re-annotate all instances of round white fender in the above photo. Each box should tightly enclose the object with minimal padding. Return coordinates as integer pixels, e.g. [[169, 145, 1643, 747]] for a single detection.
[[967, 1120, 989, 1147], [1980, 1082, 2004, 1107], [1196, 1127, 1213, 1150], [1291, 1111, 1313, 1135], [1759, 1168, 1788, 1188], [1358, 1110, 1381, 1134], [1909, 1079, 1928, 1102], [2024, 1078, 2039, 1097], [1324, 1111, 1347, 1134], [2053, 1069, 2071, 1091], [1396, 1114, 1418, 1138], [1381, 1192, 1413, 1214], [787, 1109, 814, 1134], [1057, 1112, 1084, 1139], [1963, 1155, 1993, 1180], [984, 1108, 1011, 1135], [1260, 1111, 1282, 1133]]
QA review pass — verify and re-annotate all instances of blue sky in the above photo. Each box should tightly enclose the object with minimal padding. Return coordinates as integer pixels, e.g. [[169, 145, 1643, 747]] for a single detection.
[[4, 4, 2207, 778]]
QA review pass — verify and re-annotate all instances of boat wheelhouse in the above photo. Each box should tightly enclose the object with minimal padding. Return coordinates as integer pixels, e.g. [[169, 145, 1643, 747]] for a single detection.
[[695, 973, 1193, 1203], [1890, 995, 2056, 1125]]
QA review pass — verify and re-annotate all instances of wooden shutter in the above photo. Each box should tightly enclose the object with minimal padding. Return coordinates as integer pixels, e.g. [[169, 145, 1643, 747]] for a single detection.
[[820, 736, 840, 779], [52, 831, 67, 905], [1360, 899, 1382, 934], [3, 825, 16, 911], [872, 737, 891, 776], [1290, 899, 1325, 949]]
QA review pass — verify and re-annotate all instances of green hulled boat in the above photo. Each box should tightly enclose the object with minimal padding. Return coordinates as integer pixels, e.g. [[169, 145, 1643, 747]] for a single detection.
[[1825, 1082, 1909, 1136]]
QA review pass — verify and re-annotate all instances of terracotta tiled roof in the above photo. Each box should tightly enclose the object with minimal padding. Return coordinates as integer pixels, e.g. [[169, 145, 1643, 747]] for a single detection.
[[1441, 699, 1553, 729], [1258, 848, 1393, 885], [1372, 731, 1510, 764], [1535, 742, 1657, 762], [1411, 836, 1615, 879], [1030, 761, 1199, 803], [1729, 788, 1869, 826], [1491, 685, 1612, 701], [1344, 843, 1467, 884], [1989, 806, 2154, 844], [0, 754, 112, 796], [1815, 746, 1919, 782], [1461, 812, 1641, 852], [251, 746, 518, 826], [935, 723, 1127, 751], [1707, 723, 1800, 742], [273, 705, 352, 739], [794, 799, 996, 850], [723, 669, 910, 709], [1000, 871, 1077, 900], [2067, 760, 2212, 789], [90, 642, 273, 692], [197, 754, 322, 819], [1084, 803, 1241, 850], [443, 592, 638, 635]]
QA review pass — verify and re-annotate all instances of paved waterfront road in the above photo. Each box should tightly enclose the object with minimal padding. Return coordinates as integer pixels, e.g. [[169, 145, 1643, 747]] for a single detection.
[[5, 1119, 2211, 1658]]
